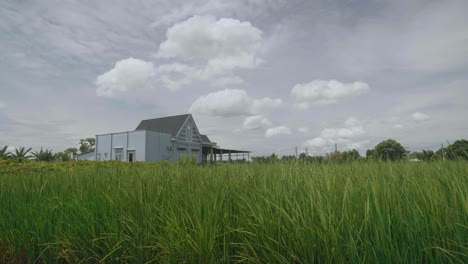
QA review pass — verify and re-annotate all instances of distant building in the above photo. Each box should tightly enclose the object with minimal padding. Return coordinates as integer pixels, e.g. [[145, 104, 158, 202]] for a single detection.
[[77, 114, 249, 163]]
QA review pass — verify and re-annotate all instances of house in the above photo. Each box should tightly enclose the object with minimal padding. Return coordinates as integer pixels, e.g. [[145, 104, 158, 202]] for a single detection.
[[77, 114, 250, 163]]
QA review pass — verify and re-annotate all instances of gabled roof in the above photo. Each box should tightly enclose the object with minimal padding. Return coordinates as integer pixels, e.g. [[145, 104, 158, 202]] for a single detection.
[[200, 134, 211, 143], [135, 114, 189, 137]]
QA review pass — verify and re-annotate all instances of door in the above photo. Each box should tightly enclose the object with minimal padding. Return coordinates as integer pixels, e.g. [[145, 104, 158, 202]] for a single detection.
[[127, 150, 135, 162]]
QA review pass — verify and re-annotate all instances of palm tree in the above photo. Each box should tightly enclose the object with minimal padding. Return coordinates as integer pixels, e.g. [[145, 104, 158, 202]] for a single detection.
[[0, 146, 10, 160], [10, 147, 33, 160]]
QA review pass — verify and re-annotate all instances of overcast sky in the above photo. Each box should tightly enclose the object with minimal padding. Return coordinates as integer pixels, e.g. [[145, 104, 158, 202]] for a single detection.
[[1, 0, 467, 156]]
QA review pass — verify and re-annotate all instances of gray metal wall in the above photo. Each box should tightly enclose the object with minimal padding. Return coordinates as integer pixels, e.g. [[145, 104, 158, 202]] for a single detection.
[[95, 130, 202, 163], [96, 131, 146, 162], [145, 131, 173, 162]]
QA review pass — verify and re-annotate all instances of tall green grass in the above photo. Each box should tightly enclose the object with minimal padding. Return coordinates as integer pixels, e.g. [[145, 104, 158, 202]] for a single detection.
[[0, 161, 467, 263]]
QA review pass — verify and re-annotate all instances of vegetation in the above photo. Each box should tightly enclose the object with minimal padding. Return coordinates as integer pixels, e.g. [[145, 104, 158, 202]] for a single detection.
[[445, 139, 468, 160], [79, 137, 96, 154], [0, 146, 10, 160], [367, 139, 406, 160], [32, 148, 55, 162], [8, 146, 32, 161], [0, 160, 466, 263]]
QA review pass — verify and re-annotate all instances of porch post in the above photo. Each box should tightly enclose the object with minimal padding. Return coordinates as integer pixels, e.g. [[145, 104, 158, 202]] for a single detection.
[[210, 147, 213, 164]]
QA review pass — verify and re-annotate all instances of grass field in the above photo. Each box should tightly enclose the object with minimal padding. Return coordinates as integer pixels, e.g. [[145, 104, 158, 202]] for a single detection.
[[0, 160, 467, 263]]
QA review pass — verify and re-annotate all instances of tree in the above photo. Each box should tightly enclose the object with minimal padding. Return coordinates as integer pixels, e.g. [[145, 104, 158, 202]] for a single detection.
[[444, 140, 468, 160], [0, 146, 11, 160], [79, 138, 95, 153], [366, 149, 376, 159], [410, 150, 435, 161], [326, 149, 360, 162], [54, 147, 79, 161], [370, 139, 406, 161], [32, 148, 55, 162], [341, 149, 361, 161], [9, 147, 33, 161]]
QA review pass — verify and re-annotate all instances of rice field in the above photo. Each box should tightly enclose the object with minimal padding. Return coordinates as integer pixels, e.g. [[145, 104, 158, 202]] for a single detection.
[[0, 160, 467, 263]]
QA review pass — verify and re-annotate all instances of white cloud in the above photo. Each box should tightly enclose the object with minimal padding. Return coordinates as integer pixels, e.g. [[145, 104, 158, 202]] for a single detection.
[[304, 117, 366, 153], [251, 97, 283, 113], [96, 58, 156, 97], [411, 112, 431, 122], [189, 89, 281, 117], [305, 137, 328, 148], [0, 101, 5, 109], [155, 15, 264, 88], [243, 115, 272, 130], [265, 126, 291, 138], [158, 16, 262, 60], [344, 116, 360, 127], [291, 80, 370, 106], [298, 127, 309, 133]]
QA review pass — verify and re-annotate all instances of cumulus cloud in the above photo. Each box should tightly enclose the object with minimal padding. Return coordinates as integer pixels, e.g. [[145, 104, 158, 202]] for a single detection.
[[265, 126, 292, 138], [411, 112, 431, 122], [291, 80, 370, 106], [304, 117, 366, 153], [155, 15, 264, 88], [96, 16, 266, 94], [243, 115, 272, 130], [158, 16, 262, 61], [96, 58, 156, 97], [298, 127, 309, 133], [189, 89, 282, 117]]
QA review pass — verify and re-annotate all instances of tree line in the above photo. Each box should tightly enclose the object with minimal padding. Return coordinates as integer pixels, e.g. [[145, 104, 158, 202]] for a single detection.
[[252, 139, 468, 163], [0, 138, 95, 162]]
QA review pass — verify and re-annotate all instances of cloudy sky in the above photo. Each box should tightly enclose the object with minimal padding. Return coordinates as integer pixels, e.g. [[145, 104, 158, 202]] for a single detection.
[[1, 0, 467, 156]]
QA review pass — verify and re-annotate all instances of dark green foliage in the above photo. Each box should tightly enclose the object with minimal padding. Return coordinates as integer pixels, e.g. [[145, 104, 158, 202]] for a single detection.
[[79, 138, 95, 154], [445, 139, 468, 160], [281, 155, 296, 161], [32, 148, 55, 162], [410, 150, 436, 160], [9, 147, 32, 161], [54, 148, 78, 161], [326, 149, 361, 161], [252, 153, 279, 163], [0, 146, 10, 160], [369, 139, 406, 161]]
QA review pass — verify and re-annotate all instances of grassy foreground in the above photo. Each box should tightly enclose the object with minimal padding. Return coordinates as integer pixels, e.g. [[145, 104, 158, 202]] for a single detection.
[[0, 161, 467, 263]]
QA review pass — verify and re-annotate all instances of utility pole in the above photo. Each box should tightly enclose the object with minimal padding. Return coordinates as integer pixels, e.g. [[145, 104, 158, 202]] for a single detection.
[[295, 146, 298, 159], [305, 147, 309, 156], [335, 143, 338, 153]]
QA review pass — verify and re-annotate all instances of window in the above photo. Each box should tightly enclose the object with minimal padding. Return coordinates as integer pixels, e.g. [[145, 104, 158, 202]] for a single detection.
[[115, 148, 123, 161]]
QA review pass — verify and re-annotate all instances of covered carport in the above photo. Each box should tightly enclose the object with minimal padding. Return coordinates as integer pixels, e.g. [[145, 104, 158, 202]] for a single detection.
[[202, 146, 250, 164]]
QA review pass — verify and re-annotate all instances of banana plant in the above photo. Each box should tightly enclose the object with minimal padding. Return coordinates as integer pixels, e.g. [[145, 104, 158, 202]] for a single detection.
[[10, 147, 33, 160], [32, 148, 55, 162], [0, 146, 10, 160]]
